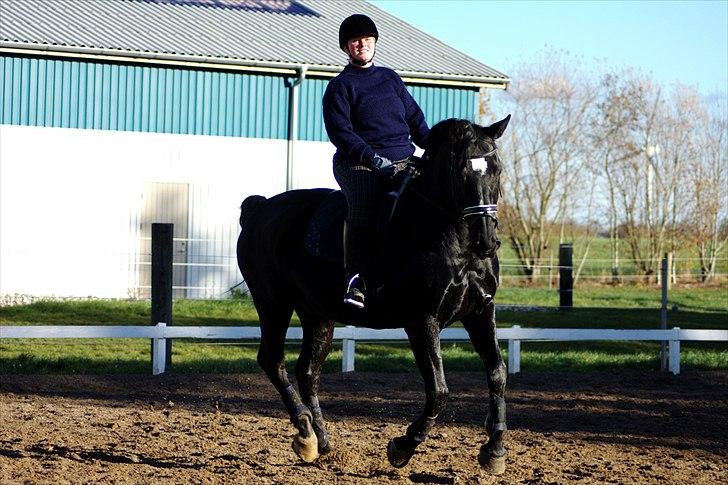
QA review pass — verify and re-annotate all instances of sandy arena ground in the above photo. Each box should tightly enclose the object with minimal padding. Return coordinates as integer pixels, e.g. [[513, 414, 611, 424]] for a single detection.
[[1, 371, 726, 484]]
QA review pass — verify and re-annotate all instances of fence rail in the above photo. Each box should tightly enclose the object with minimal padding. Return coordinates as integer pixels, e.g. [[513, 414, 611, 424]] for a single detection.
[[2, 324, 726, 376]]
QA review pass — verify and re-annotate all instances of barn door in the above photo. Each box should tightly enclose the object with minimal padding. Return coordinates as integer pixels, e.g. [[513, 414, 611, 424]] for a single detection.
[[138, 182, 189, 299]]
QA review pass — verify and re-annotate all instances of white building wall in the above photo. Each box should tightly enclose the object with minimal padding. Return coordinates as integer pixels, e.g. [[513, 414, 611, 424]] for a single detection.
[[0, 124, 336, 299]]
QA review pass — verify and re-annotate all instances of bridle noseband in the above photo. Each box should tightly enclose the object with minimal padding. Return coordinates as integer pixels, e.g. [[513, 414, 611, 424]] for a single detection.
[[463, 204, 498, 224]]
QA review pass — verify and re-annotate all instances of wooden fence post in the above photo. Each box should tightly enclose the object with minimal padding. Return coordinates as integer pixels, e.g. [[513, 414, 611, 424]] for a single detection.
[[508, 325, 521, 374], [660, 255, 669, 371], [152, 322, 167, 375], [342, 325, 356, 372], [559, 244, 573, 309], [152, 223, 174, 367], [669, 327, 680, 375]]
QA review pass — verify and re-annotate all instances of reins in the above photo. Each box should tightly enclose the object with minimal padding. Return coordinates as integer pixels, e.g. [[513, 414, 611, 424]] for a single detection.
[[394, 154, 499, 226]]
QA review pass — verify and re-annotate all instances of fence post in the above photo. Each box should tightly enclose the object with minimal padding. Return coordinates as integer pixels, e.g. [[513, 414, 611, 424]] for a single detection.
[[152, 322, 167, 375], [152, 223, 174, 367], [507, 325, 521, 375], [660, 255, 669, 371], [342, 325, 356, 372], [669, 327, 680, 375], [559, 244, 573, 309]]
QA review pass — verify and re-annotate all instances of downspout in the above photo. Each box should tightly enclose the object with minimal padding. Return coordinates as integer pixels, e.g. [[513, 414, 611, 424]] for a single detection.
[[286, 65, 308, 191]]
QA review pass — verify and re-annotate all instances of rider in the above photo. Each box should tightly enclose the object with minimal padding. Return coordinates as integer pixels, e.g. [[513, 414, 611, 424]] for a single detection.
[[323, 14, 430, 309]]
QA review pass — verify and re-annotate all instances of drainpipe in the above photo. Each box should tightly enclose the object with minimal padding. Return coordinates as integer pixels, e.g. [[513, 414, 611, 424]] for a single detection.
[[286, 65, 308, 191]]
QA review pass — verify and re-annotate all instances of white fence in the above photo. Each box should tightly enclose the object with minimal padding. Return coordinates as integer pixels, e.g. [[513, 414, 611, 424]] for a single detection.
[[2, 324, 726, 376]]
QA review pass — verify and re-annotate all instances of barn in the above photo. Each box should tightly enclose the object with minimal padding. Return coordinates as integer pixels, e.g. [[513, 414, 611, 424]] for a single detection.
[[0, 0, 509, 300]]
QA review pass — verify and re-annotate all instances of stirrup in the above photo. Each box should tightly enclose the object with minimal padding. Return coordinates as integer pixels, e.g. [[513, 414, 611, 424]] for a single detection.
[[344, 274, 365, 309]]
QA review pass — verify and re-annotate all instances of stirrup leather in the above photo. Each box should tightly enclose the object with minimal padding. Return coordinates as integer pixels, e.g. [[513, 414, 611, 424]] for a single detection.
[[344, 273, 365, 309]]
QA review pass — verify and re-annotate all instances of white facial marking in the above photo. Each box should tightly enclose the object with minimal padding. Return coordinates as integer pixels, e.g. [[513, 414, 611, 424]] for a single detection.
[[470, 157, 488, 172]]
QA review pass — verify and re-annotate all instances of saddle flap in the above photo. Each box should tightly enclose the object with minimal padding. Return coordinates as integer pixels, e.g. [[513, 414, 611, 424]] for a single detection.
[[304, 190, 346, 263]]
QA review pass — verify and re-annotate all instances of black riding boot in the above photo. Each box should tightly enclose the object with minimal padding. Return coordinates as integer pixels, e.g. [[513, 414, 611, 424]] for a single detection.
[[343, 221, 368, 309]]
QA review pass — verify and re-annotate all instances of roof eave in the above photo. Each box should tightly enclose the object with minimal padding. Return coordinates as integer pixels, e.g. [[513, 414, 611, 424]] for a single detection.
[[0, 41, 510, 89]]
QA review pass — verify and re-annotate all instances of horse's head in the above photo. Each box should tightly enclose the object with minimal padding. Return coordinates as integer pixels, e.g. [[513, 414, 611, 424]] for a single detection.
[[422, 115, 511, 258]]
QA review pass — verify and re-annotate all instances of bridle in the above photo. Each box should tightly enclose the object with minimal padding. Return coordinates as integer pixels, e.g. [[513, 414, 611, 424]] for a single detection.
[[461, 147, 498, 226], [394, 146, 499, 226]]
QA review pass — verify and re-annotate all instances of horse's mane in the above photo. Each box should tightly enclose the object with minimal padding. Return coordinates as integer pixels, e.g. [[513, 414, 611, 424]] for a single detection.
[[421, 118, 480, 212]]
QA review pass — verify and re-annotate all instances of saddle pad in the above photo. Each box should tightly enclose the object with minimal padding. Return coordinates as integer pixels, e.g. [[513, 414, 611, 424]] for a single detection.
[[304, 190, 346, 263]]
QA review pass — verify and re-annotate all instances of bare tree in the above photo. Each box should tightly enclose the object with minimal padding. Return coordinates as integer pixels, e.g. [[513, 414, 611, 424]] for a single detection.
[[683, 92, 728, 281], [591, 69, 692, 282], [497, 51, 597, 281], [590, 68, 648, 282]]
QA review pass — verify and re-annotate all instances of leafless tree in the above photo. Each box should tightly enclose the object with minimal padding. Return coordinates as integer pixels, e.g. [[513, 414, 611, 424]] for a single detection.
[[496, 51, 597, 281], [590, 68, 648, 282], [683, 92, 728, 281], [493, 53, 726, 285], [591, 69, 696, 282]]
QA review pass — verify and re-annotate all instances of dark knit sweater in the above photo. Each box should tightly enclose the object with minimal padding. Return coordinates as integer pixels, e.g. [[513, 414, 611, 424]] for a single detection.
[[323, 64, 430, 165]]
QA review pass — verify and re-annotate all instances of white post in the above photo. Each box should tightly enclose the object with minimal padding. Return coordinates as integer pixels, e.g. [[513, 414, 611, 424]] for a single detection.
[[342, 325, 356, 372], [669, 327, 680, 375], [507, 325, 521, 375], [152, 322, 167, 375]]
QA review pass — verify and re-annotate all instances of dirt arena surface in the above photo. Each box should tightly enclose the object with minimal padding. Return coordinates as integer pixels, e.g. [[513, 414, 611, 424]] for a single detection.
[[1, 371, 726, 484]]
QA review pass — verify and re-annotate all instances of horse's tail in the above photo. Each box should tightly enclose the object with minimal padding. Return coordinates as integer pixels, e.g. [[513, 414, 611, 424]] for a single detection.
[[240, 195, 267, 227]]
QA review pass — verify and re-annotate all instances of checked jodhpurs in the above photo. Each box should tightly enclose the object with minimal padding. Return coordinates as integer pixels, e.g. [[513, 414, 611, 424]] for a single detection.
[[333, 162, 380, 278]]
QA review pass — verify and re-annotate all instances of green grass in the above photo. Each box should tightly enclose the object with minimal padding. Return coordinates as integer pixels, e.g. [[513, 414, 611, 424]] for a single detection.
[[1, 285, 725, 374], [0, 298, 261, 326], [496, 235, 728, 278]]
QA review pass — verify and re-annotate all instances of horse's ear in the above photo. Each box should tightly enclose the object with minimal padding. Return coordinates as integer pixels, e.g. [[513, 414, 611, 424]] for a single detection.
[[485, 114, 511, 139]]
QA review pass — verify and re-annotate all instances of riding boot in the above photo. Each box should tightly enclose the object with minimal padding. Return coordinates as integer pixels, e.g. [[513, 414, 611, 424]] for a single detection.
[[343, 221, 368, 309]]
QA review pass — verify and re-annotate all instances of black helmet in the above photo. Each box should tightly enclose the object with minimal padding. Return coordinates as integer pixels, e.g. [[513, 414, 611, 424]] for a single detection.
[[338, 14, 379, 50]]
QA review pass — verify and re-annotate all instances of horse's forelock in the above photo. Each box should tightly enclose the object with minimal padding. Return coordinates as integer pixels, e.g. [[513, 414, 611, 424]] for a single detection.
[[429, 119, 475, 153]]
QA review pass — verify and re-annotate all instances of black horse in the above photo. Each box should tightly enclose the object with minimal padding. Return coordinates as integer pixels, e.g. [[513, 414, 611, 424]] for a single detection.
[[237, 115, 511, 474]]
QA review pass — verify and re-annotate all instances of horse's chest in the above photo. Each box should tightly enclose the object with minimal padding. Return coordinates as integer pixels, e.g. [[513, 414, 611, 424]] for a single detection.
[[434, 268, 491, 324]]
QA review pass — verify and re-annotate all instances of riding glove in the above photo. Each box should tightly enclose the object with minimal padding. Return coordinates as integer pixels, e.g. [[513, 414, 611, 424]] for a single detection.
[[370, 154, 396, 177]]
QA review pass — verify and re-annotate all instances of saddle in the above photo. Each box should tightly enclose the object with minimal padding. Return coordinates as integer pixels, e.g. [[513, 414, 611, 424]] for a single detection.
[[304, 190, 347, 263], [304, 165, 417, 263]]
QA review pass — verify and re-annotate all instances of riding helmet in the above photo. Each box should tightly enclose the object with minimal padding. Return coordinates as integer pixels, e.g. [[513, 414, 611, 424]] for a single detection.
[[338, 14, 379, 50]]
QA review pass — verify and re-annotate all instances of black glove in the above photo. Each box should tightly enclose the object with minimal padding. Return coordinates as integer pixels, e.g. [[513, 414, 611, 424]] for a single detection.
[[370, 154, 396, 177]]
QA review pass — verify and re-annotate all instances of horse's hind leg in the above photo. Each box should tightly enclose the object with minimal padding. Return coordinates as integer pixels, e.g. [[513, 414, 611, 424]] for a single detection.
[[387, 320, 449, 468], [295, 311, 335, 455], [462, 303, 507, 475], [255, 298, 319, 462]]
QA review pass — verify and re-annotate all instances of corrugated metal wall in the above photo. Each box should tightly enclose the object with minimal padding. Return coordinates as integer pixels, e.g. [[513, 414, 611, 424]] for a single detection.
[[409, 85, 478, 127], [0, 55, 289, 138], [0, 55, 479, 141]]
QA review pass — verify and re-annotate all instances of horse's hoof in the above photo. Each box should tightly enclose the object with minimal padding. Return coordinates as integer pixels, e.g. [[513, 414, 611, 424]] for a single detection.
[[292, 433, 319, 463], [478, 449, 506, 475], [292, 415, 319, 463], [318, 440, 332, 455], [387, 438, 415, 468]]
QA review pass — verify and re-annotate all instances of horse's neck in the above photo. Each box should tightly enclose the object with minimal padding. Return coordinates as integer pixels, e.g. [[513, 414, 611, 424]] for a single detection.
[[394, 180, 467, 250]]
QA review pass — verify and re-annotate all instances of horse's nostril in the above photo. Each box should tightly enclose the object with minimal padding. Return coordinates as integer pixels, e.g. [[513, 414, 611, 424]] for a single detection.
[[495, 239, 501, 248]]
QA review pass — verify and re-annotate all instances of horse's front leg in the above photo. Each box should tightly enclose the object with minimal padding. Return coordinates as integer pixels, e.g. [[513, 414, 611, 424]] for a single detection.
[[387, 320, 449, 468], [295, 315, 335, 456], [462, 301, 508, 475]]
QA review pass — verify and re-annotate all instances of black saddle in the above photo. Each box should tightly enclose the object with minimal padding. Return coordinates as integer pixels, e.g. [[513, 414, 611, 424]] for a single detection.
[[304, 165, 417, 264]]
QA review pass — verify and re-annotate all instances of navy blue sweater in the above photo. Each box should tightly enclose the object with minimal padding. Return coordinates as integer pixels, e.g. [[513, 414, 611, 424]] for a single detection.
[[323, 64, 430, 165]]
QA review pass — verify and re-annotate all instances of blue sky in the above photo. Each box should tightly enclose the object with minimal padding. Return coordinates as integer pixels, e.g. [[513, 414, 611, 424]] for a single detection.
[[369, 0, 728, 96]]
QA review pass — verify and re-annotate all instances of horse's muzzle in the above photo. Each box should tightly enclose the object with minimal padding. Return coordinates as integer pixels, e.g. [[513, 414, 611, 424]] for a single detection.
[[471, 237, 500, 259]]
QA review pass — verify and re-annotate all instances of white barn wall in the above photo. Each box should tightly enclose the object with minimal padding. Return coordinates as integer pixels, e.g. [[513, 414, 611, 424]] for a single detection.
[[0, 124, 336, 298]]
